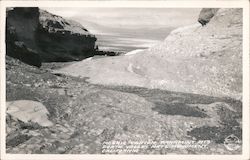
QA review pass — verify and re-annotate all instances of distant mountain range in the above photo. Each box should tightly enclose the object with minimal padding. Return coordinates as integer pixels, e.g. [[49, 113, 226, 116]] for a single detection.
[[77, 19, 175, 52], [78, 19, 175, 39]]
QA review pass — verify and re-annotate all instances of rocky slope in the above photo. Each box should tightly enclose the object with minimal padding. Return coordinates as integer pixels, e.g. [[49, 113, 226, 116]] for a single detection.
[[6, 56, 242, 154], [56, 8, 242, 98], [6, 7, 97, 66]]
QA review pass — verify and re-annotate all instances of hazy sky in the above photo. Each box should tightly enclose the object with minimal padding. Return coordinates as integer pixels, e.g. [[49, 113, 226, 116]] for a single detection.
[[43, 8, 201, 29]]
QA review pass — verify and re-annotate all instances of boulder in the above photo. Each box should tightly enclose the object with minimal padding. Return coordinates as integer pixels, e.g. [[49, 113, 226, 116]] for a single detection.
[[198, 8, 219, 26], [6, 7, 97, 65], [6, 100, 53, 127]]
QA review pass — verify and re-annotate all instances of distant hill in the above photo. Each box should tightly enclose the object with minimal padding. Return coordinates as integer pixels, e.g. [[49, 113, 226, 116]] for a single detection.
[[80, 20, 174, 39], [78, 19, 174, 52]]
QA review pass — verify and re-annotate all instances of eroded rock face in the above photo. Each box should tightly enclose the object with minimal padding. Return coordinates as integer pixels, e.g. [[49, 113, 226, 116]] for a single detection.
[[6, 8, 42, 67], [6, 7, 97, 65], [5, 39, 42, 67]]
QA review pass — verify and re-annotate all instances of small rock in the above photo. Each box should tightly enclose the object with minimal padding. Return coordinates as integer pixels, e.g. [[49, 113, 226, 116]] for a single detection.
[[57, 147, 66, 154], [58, 133, 71, 140], [57, 88, 65, 95], [28, 130, 41, 136]]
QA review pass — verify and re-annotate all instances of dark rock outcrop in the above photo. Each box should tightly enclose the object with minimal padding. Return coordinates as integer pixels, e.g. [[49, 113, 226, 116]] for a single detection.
[[6, 8, 42, 67], [6, 7, 97, 66], [6, 39, 42, 67], [198, 8, 219, 26]]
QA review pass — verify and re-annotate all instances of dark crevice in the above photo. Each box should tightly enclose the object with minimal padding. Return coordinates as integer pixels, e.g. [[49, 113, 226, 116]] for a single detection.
[[152, 102, 208, 117]]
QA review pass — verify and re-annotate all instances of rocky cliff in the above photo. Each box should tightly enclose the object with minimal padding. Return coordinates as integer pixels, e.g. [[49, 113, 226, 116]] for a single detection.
[[57, 8, 242, 98], [6, 7, 97, 67]]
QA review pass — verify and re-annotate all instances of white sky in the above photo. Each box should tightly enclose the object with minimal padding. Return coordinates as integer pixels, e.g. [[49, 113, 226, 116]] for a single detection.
[[42, 8, 201, 29]]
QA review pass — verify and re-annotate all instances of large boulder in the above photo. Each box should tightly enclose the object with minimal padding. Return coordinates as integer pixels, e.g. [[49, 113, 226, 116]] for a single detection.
[[6, 100, 53, 127], [198, 8, 219, 26], [6, 7, 97, 65]]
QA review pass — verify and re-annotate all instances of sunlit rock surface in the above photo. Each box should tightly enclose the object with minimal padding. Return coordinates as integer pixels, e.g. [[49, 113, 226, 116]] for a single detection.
[[57, 9, 242, 98], [7, 100, 53, 127]]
